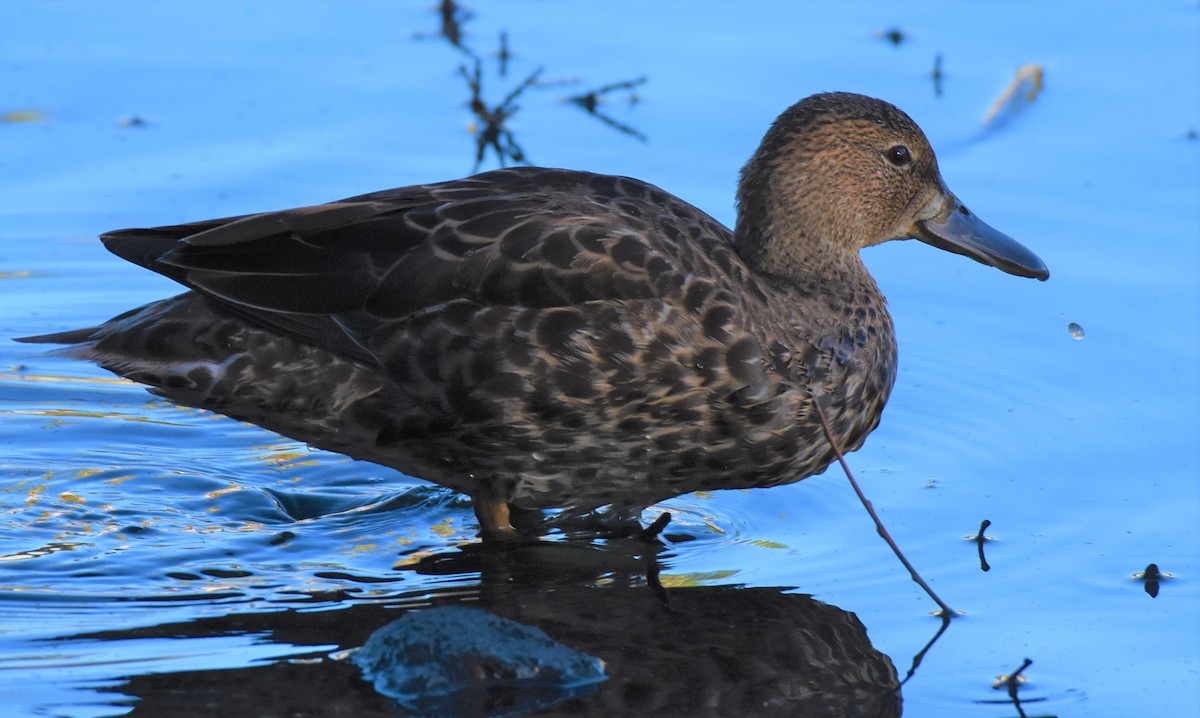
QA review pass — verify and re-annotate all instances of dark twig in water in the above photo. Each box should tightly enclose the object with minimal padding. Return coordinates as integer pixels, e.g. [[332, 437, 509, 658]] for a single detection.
[[498, 66, 544, 111], [1140, 562, 1162, 598], [811, 395, 955, 693], [422, 5, 650, 167], [495, 31, 511, 76], [459, 60, 543, 170], [975, 518, 991, 572], [641, 511, 672, 541], [566, 77, 647, 112], [810, 397, 957, 619], [879, 27, 907, 46], [414, 0, 474, 54], [438, 0, 471, 49], [637, 512, 672, 605], [898, 615, 952, 687], [1000, 657, 1033, 718], [642, 540, 671, 607], [565, 77, 648, 141]]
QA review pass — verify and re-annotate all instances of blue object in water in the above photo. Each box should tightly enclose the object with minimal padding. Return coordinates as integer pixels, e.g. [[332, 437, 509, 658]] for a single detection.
[[351, 605, 606, 718]]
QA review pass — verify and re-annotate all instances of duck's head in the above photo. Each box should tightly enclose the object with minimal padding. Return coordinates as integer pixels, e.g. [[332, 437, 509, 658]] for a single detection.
[[735, 92, 1048, 282]]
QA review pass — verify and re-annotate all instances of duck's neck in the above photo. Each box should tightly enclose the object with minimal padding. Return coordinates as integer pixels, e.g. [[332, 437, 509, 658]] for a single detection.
[[733, 154, 878, 300], [734, 209, 878, 304]]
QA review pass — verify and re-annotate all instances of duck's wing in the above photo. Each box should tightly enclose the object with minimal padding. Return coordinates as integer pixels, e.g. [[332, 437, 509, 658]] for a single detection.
[[101, 167, 753, 369]]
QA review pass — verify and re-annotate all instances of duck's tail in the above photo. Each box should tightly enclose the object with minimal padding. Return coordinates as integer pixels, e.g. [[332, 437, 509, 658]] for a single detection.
[[15, 303, 149, 353], [14, 326, 104, 346]]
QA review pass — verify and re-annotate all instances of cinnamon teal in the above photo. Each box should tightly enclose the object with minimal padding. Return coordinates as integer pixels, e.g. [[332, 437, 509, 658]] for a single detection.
[[19, 93, 1048, 539]]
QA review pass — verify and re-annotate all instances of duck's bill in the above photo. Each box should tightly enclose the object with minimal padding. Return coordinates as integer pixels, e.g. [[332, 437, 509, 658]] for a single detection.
[[912, 194, 1049, 281]]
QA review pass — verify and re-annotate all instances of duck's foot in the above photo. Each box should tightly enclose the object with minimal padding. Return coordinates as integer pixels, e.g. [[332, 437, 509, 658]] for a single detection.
[[472, 491, 671, 544], [543, 505, 669, 542], [472, 494, 547, 544]]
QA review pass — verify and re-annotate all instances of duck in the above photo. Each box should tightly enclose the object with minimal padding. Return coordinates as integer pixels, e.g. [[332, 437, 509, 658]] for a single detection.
[[19, 92, 1048, 540]]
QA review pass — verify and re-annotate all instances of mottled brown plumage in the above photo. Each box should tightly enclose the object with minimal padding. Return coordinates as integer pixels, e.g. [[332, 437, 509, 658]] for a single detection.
[[19, 93, 1047, 538]]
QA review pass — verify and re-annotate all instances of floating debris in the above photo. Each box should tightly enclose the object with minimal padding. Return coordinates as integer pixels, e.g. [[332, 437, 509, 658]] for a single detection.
[[2, 109, 46, 124], [930, 54, 944, 97], [564, 76, 648, 141], [993, 657, 1034, 718], [565, 77, 646, 113], [967, 519, 993, 572], [875, 27, 908, 46], [983, 63, 1044, 126], [119, 116, 148, 127], [1133, 563, 1171, 598], [414, 3, 650, 169], [1068, 322, 1085, 341], [493, 30, 512, 76], [991, 668, 1029, 691], [418, 0, 473, 50], [460, 59, 542, 170], [351, 605, 605, 717]]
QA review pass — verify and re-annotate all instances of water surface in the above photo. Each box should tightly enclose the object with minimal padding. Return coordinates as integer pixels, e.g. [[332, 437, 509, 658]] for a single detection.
[[2, 2, 1197, 716]]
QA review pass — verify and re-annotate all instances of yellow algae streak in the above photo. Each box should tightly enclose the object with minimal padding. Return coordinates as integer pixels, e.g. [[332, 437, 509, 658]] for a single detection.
[[0, 373, 134, 386], [1, 109, 46, 123], [205, 484, 242, 498], [658, 570, 739, 588]]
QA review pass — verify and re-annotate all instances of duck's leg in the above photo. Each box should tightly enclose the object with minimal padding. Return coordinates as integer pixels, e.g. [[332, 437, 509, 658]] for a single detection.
[[472, 478, 522, 541]]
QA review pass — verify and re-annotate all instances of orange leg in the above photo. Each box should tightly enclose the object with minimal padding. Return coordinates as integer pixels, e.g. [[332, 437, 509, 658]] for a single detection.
[[472, 493, 521, 541]]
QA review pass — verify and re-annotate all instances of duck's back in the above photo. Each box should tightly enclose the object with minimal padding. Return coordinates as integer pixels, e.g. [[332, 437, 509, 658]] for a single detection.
[[28, 167, 897, 516]]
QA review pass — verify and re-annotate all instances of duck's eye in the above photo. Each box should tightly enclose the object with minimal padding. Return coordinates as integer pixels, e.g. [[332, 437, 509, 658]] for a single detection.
[[886, 145, 912, 167]]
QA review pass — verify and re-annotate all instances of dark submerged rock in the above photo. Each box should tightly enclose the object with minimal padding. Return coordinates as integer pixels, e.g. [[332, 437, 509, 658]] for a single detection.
[[351, 605, 605, 717]]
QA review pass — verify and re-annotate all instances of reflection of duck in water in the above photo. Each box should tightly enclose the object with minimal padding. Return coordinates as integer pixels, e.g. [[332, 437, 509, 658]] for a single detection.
[[355, 587, 903, 717], [20, 93, 1047, 539], [390, 544, 904, 716], [104, 546, 904, 716]]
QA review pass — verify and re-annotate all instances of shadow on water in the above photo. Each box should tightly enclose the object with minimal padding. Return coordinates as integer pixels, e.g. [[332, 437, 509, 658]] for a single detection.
[[75, 542, 903, 718]]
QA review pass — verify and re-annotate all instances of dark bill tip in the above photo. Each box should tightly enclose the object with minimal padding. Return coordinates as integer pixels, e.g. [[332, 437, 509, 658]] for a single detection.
[[914, 198, 1049, 281]]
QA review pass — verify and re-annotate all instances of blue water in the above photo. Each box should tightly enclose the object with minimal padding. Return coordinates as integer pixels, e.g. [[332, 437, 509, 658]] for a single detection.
[[2, 2, 1197, 716]]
